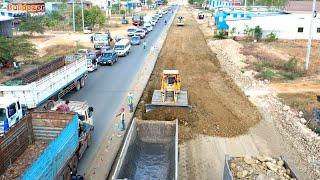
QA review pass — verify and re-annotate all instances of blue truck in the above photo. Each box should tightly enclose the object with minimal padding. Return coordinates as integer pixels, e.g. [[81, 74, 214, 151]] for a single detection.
[[0, 110, 93, 179]]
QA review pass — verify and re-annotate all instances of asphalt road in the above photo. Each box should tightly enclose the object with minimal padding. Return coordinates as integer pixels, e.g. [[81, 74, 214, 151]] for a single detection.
[[65, 10, 176, 175]]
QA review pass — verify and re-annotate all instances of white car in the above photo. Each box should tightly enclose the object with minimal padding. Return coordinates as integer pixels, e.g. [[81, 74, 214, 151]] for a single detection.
[[144, 24, 153, 31], [134, 29, 146, 39], [127, 27, 137, 36], [150, 20, 156, 26], [162, 10, 168, 14]]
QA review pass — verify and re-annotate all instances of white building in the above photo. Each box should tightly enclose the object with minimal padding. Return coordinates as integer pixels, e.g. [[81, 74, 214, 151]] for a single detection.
[[227, 13, 320, 40]]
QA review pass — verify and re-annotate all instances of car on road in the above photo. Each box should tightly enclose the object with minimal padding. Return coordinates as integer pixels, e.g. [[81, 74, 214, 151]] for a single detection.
[[134, 29, 146, 39], [86, 55, 98, 71], [144, 23, 153, 31], [130, 36, 141, 45], [142, 27, 149, 34], [162, 10, 168, 14], [121, 18, 129, 24], [83, 26, 92, 34], [114, 38, 131, 57], [127, 27, 137, 36], [98, 50, 118, 65], [150, 20, 156, 26]]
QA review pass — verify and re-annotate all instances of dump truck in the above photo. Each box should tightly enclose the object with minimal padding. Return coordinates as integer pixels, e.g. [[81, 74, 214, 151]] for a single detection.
[[223, 155, 299, 180], [0, 108, 94, 179], [0, 55, 88, 110], [112, 119, 178, 180], [92, 32, 112, 49]]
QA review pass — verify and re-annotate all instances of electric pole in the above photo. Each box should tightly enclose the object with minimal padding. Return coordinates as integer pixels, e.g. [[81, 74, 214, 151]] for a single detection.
[[81, 0, 84, 32], [305, 0, 317, 70], [73, 0, 75, 32]]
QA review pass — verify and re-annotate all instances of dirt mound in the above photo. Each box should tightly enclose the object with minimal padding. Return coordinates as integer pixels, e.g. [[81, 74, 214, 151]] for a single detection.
[[135, 7, 261, 140]]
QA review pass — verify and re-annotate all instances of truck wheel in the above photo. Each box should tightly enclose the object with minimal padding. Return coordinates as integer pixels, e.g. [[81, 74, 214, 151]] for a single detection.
[[80, 77, 85, 88], [76, 81, 81, 91]]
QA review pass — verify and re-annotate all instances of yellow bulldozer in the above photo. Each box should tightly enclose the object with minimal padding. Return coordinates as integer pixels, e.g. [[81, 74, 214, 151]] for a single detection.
[[146, 70, 191, 112]]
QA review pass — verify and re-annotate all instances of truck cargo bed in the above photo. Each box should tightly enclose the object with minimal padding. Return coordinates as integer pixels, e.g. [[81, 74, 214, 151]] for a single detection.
[[112, 119, 178, 180], [0, 111, 79, 179]]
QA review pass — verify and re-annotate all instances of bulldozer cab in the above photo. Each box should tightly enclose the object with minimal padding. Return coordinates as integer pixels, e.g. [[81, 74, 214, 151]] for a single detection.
[[146, 70, 191, 112], [161, 70, 181, 92]]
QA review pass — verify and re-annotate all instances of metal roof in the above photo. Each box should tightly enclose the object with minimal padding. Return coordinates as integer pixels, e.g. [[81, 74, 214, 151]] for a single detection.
[[163, 70, 179, 75], [11, 0, 44, 4], [0, 16, 14, 21]]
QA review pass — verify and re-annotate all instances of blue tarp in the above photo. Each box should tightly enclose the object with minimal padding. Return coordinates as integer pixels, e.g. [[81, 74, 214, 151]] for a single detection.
[[22, 115, 79, 180]]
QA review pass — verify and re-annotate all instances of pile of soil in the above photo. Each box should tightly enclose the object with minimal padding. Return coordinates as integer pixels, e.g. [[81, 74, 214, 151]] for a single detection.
[[135, 7, 261, 140], [0, 141, 48, 180]]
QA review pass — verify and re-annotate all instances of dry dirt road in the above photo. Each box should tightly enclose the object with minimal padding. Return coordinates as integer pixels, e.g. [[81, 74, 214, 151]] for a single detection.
[[134, 6, 315, 179]]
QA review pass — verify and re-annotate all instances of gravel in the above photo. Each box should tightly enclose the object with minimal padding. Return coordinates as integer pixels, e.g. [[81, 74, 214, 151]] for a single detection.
[[229, 156, 297, 179]]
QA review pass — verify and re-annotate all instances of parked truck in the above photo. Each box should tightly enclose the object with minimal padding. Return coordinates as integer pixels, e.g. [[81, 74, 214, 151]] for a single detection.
[[0, 55, 88, 110], [92, 32, 112, 49], [0, 103, 94, 179]]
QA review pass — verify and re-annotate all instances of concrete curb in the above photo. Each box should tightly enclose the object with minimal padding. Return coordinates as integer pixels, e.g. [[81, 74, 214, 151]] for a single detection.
[[85, 8, 178, 180]]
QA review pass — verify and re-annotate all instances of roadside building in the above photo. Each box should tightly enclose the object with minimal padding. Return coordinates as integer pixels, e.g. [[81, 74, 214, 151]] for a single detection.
[[45, 2, 62, 14], [207, 0, 231, 9], [215, 11, 320, 40], [285, 1, 320, 12], [0, 16, 14, 37], [8, 0, 46, 16], [67, 0, 92, 8]]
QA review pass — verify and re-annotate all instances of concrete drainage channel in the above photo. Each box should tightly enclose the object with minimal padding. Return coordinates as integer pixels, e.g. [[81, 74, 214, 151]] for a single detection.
[[112, 119, 178, 180]]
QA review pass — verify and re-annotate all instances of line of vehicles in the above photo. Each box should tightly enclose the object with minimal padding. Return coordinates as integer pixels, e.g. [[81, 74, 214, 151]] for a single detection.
[[83, 7, 172, 67], [0, 5, 174, 180]]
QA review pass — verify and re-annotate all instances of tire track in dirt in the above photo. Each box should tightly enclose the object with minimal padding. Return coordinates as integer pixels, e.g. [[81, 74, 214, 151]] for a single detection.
[[135, 7, 261, 140]]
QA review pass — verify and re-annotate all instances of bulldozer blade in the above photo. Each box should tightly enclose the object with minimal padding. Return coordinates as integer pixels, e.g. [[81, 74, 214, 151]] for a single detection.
[[145, 90, 192, 112]]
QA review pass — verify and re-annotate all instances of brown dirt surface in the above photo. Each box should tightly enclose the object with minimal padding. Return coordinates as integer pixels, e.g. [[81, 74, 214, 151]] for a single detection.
[[0, 141, 48, 180], [135, 7, 261, 140]]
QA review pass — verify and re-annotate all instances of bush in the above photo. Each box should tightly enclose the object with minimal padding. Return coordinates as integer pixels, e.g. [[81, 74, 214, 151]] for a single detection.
[[254, 26, 263, 41], [120, 9, 126, 15], [281, 71, 301, 80], [214, 30, 227, 39], [265, 32, 278, 42], [262, 68, 275, 80], [281, 57, 298, 72]]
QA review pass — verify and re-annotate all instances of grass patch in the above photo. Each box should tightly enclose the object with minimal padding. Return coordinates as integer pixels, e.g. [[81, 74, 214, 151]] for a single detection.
[[278, 93, 320, 116], [244, 46, 304, 81]]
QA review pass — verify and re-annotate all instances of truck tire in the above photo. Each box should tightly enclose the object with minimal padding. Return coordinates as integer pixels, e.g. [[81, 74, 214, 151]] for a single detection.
[[80, 77, 85, 88], [76, 81, 81, 91]]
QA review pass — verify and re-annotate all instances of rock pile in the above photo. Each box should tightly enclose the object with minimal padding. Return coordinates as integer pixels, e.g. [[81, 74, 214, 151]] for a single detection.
[[208, 39, 320, 179], [229, 156, 296, 180]]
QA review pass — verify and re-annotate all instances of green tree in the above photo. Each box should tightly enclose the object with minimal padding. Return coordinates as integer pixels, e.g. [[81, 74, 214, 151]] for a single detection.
[[45, 11, 65, 28], [147, 0, 153, 5], [19, 15, 45, 35], [0, 35, 37, 64], [84, 6, 106, 28]]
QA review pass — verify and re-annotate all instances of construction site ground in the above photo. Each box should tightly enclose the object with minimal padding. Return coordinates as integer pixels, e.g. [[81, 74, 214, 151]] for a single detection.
[[135, 6, 319, 179]]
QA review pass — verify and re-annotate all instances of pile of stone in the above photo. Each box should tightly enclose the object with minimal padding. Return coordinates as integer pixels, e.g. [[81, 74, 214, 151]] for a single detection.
[[229, 156, 297, 179]]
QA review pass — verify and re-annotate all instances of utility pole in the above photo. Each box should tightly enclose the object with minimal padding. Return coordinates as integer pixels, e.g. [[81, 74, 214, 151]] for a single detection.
[[81, 0, 84, 32], [73, 0, 75, 32], [305, 0, 317, 70]]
